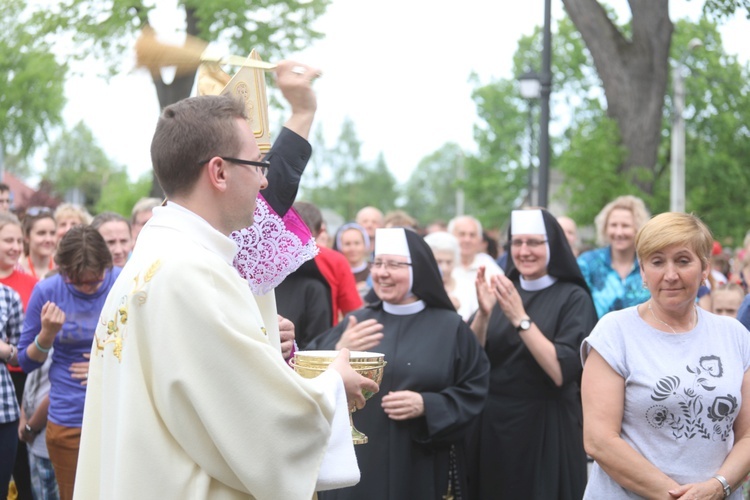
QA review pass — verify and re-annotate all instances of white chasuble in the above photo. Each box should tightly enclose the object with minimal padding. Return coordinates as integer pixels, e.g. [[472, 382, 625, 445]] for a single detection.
[[75, 204, 358, 500]]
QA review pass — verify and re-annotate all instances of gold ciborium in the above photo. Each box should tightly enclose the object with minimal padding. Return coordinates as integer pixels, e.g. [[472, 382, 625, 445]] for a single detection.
[[291, 350, 386, 445]]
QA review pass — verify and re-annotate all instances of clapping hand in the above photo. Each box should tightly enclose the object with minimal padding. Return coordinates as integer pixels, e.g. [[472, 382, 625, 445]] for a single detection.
[[490, 274, 527, 327], [335, 316, 384, 352], [475, 266, 496, 317]]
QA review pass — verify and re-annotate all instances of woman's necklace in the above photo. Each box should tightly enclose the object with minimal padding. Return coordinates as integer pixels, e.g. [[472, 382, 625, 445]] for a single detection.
[[647, 302, 698, 334]]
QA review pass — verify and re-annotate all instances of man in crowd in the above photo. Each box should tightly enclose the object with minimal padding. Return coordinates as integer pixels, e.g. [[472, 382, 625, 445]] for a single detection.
[[356, 206, 384, 255], [90, 212, 133, 268], [449, 215, 504, 321], [130, 197, 161, 243], [0, 183, 12, 213], [75, 63, 377, 499], [556, 215, 580, 257]]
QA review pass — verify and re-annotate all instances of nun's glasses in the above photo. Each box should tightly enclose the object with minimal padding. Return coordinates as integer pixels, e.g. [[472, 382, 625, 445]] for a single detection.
[[510, 238, 547, 248], [369, 260, 413, 271]]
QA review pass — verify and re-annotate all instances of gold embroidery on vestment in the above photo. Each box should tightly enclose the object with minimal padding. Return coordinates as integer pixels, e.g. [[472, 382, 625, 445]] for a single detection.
[[94, 259, 162, 362]]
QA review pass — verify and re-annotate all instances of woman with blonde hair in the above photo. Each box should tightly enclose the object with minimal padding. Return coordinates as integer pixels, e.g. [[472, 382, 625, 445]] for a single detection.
[[54, 203, 92, 243], [577, 195, 651, 318], [582, 212, 750, 498]]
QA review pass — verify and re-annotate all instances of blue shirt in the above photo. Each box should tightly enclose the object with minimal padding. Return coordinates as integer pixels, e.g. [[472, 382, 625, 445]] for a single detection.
[[738, 294, 750, 331], [18, 268, 121, 427], [577, 246, 650, 318]]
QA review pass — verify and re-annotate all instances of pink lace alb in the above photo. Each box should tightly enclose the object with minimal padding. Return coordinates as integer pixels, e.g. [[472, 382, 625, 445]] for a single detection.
[[231, 195, 318, 295]]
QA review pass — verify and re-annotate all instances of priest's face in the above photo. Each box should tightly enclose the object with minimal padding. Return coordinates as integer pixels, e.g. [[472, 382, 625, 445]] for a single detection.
[[510, 233, 548, 280], [225, 118, 269, 231], [371, 254, 417, 305]]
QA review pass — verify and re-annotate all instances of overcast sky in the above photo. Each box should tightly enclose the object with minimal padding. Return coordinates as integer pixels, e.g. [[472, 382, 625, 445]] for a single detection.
[[58, 0, 749, 185]]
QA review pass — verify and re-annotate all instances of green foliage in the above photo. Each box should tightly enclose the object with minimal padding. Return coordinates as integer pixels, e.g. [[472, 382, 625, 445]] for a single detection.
[[556, 115, 633, 225], [95, 171, 152, 216], [700, 0, 750, 20], [401, 144, 463, 226], [463, 78, 528, 229], [43, 121, 127, 214], [27, 0, 330, 77], [0, 0, 66, 160], [666, 18, 750, 242], [461, 15, 600, 230], [301, 119, 398, 221]]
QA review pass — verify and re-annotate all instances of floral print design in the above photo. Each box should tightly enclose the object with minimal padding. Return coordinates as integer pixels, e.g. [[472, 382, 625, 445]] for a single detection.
[[647, 355, 737, 441]]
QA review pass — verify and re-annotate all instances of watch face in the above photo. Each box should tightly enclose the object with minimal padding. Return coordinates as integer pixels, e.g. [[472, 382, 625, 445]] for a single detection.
[[519, 319, 531, 331]]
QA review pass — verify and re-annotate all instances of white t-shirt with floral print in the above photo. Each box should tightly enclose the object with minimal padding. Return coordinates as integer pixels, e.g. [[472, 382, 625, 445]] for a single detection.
[[582, 306, 750, 499]]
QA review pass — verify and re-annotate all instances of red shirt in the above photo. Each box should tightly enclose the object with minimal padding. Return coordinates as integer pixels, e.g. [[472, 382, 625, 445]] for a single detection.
[[315, 246, 362, 325], [1, 269, 38, 311]]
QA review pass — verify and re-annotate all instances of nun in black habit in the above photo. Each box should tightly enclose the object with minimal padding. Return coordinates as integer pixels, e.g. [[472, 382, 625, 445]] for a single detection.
[[309, 227, 490, 500], [470, 208, 597, 499]]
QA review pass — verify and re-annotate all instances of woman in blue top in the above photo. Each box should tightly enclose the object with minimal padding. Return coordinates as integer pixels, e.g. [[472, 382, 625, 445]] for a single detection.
[[17, 225, 120, 500], [577, 195, 651, 318]]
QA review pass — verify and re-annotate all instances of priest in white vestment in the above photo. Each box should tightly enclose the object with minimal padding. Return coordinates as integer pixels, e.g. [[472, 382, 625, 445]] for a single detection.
[[75, 63, 377, 500]]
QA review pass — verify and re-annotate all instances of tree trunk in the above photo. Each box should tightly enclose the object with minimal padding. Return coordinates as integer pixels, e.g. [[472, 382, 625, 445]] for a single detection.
[[562, 0, 672, 195], [147, 6, 201, 198]]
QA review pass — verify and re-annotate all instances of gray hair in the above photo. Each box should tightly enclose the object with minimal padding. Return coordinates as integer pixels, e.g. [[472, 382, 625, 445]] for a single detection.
[[447, 215, 483, 236], [424, 231, 461, 264]]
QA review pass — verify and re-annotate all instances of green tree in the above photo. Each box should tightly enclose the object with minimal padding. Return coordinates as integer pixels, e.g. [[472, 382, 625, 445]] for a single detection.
[[402, 143, 464, 225], [667, 18, 750, 242], [557, 17, 750, 241], [561, 0, 749, 195], [463, 77, 531, 229], [0, 0, 66, 169], [302, 118, 398, 221], [43, 121, 127, 213], [26, 0, 330, 196], [95, 171, 152, 217], [468, 14, 750, 242]]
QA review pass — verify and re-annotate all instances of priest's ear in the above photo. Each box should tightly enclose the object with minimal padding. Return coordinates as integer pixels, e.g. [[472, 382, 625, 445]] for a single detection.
[[203, 156, 230, 193]]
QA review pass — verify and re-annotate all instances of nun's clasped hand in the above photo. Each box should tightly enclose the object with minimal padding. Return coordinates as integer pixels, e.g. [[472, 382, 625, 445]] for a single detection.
[[491, 274, 526, 327], [382, 390, 424, 420], [335, 315, 384, 352]]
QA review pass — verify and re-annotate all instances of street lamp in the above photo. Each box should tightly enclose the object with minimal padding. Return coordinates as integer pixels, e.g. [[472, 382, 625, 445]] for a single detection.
[[670, 37, 703, 213], [538, 0, 552, 209], [518, 70, 541, 206]]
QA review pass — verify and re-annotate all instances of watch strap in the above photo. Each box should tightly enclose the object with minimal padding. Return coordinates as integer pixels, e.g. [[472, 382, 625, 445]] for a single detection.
[[713, 474, 731, 498]]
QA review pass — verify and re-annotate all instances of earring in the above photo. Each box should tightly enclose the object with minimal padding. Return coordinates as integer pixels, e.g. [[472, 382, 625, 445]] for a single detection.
[[642, 281, 648, 289]]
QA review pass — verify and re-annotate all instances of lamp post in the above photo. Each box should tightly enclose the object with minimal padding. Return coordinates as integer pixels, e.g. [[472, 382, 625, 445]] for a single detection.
[[670, 38, 703, 213], [518, 70, 541, 206], [538, 0, 552, 209]]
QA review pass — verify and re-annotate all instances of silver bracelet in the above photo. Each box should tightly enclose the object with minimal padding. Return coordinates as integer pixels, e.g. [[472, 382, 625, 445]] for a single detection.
[[712, 474, 731, 498]]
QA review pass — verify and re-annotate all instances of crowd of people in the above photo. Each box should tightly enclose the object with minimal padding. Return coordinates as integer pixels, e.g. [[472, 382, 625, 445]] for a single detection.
[[0, 191, 152, 500], [2, 56, 750, 500]]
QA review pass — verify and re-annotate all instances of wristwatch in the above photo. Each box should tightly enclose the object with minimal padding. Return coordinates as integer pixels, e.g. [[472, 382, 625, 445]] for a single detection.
[[24, 424, 39, 435], [713, 474, 731, 498], [516, 318, 532, 332]]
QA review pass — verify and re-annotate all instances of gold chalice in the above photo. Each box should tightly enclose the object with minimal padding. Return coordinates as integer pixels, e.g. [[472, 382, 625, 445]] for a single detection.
[[292, 350, 386, 444]]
